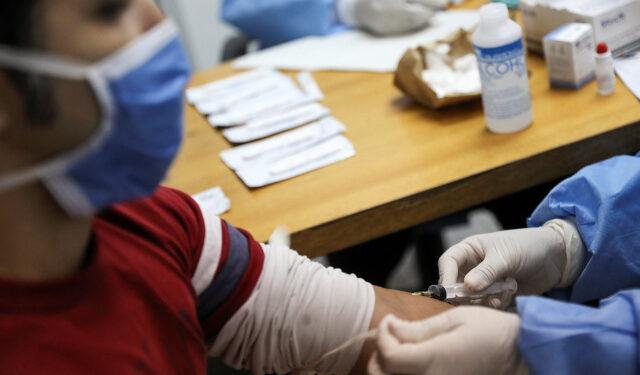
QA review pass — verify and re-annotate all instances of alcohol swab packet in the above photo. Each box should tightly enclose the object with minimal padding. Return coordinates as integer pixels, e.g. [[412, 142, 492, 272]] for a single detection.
[[222, 103, 331, 143], [208, 86, 314, 127], [191, 186, 231, 215], [235, 135, 355, 188], [186, 68, 281, 104], [194, 75, 287, 115], [296, 71, 324, 101], [220, 116, 346, 171]]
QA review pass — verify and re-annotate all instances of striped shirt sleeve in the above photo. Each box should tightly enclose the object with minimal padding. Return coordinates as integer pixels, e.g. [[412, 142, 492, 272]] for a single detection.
[[191, 206, 265, 341]]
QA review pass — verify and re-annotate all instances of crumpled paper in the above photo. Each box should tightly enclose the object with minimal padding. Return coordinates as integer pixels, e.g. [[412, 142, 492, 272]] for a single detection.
[[394, 29, 481, 109]]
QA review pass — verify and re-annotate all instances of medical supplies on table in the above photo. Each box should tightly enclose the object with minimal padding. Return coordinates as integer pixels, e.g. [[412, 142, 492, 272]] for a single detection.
[[186, 69, 355, 188], [543, 23, 596, 90], [521, 0, 640, 55]]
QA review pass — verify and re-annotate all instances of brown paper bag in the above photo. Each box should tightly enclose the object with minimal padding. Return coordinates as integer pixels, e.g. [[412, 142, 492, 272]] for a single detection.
[[394, 29, 481, 110]]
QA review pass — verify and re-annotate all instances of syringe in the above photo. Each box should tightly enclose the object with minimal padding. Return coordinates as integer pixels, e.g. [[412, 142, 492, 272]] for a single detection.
[[412, 278, 517, 306]]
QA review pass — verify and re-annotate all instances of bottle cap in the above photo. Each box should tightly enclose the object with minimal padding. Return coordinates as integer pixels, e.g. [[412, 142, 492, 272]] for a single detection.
[[427, 284, 447, 301], [596, 42, 608, 54], [480, 3, 509, 26], [490, 0, 519, 9]]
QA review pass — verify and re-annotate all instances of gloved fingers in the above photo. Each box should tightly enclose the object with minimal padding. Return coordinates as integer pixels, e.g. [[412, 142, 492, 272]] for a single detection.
[[407, 0, 448, 9], [367, 352, 386, 375], [437, 255, 459, 285], [385, 310, 460, 343], [377, 314, 402, 351], [401, 2, 437, 26], [463, 253, 509, 292], [374, 316, 421, 374], [495, 278, 518, 310], [488, 297, 502, 309], [376, 331, 462, 375], [438, 241, 481, 284]]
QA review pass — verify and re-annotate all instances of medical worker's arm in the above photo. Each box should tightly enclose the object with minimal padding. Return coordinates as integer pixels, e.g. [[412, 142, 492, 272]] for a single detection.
[[440, 154, 640, 300], [517, 291, 639, 375], [436, 154, 640, 375], [221, 0, 437, 48], [221, 0, 344, 48], [437, 221, 581, 297], [527, 153, 640, 302], [516, 153, 640, 375]]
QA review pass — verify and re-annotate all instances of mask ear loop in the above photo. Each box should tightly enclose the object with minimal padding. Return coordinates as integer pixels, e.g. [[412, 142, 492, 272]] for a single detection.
[[40, 67, 116, 217], [0, 48, 113, 199]]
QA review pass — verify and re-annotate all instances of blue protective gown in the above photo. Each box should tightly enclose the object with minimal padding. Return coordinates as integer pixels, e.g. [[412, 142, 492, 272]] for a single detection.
[[221, 0, 350, 48], [517, 152, 640, 375]]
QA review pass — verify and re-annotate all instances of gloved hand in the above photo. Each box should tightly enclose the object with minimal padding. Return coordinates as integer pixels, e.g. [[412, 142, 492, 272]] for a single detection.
[[337, 0, 438, 36], [368, 308, 529, 375], [438, 225, 567, 296]]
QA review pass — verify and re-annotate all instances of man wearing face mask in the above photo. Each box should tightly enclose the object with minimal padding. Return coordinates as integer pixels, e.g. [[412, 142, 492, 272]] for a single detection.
[[222, 0, 448, 48], [0, 1, 451, 374]]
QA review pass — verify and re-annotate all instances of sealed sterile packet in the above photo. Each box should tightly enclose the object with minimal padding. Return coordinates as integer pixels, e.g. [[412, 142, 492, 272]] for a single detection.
[[188, 69, 325, 128], [207, 84, 314, 127], [220, 117, 346, 171], [236, 135, 355, 188], [194, 74, 290, 115], [394, 29, 481, 109], [296, 71, 324, 101], [192, 186, 231, 215], [222, 103, 331, 143], [186, 68, 282, 104]]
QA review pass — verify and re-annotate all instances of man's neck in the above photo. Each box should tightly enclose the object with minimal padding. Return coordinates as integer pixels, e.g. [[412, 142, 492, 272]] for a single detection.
[[0, 182, 93, 281]]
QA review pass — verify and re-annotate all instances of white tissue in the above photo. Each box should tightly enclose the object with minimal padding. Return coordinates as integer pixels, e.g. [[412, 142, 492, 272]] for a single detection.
[[421, 50, 481, 98]]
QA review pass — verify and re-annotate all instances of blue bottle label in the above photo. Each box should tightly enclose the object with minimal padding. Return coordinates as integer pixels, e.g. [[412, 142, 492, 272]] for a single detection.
[[474, 39, 532, 120]]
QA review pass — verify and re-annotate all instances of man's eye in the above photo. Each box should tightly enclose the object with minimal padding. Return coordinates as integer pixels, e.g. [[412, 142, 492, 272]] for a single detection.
[[94, 0, 129, 21]]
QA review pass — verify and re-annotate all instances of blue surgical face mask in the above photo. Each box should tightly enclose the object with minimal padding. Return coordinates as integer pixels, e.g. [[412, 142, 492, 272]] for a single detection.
[[0, 19, 191, 216]]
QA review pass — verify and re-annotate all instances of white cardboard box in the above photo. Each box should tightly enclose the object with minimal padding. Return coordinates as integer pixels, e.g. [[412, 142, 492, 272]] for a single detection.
[[543, 23, 596, 89], [521, 0, 640, 54]]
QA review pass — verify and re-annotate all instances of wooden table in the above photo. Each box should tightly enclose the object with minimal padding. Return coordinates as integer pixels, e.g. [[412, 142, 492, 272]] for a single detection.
[[165, 0, 640, 258]]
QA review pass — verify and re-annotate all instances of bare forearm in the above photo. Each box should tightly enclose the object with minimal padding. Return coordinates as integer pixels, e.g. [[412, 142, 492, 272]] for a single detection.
[[350, 286, 453, 374]]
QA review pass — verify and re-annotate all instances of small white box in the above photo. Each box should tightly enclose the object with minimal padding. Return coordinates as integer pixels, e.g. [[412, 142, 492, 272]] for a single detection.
[[543, 23, 596, 89], [521, 0, 640, 54]]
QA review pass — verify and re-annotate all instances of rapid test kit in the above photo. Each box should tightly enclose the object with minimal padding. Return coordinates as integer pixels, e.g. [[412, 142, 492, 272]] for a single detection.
[[186, 69, 355, 188], [543, 23, 596, 89], [521, 0, 640, 54]]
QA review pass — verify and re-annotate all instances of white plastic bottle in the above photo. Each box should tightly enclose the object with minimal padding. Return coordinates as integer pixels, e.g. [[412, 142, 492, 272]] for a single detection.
[[473, 3, 533, 133], [595, 42, 616, 96]]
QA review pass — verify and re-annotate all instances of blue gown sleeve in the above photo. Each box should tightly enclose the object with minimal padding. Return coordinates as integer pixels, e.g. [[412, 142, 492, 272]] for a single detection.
[[517, 291, 640, 375], [221, 0, 349, 48], [527, 153, 640, 303], [516, 152, 640, 375]]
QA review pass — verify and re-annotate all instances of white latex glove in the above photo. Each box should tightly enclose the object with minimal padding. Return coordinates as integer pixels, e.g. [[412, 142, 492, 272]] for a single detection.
[[368, 308, 529, 375], [438, 219, 585, 297], [337, 0, 438, 36]]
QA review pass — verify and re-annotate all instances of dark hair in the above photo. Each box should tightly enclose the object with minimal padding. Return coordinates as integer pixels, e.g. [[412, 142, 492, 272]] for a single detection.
[[0, 1, 55, 126], [0, 1, 38, 47]]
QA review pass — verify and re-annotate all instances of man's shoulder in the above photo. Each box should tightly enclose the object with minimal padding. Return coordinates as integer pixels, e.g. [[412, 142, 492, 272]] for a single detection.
[[99, 187, 202, 233], [95, 187, 206, 275]]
